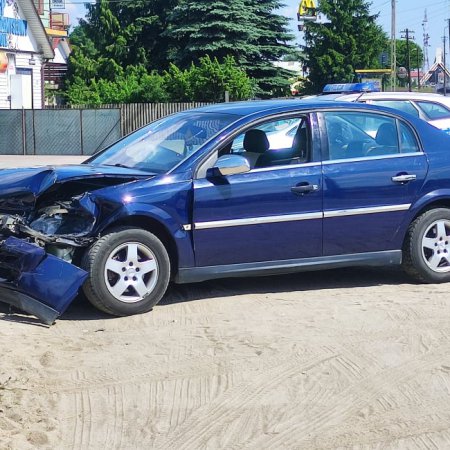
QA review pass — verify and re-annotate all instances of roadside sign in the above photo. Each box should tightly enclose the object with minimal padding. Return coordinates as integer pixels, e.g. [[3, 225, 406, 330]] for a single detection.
[[397, 67, 408, 79], [51, 0, 65, 9]]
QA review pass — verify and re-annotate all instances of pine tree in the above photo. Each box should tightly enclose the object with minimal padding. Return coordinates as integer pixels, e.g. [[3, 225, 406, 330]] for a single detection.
[[69, 0, 177, 78], [302, 0, 387, 93], [167, 0, 294, 97], [167, 0, 260, 67], [67, 0, 294, 100], [245, 0, 294, 96]]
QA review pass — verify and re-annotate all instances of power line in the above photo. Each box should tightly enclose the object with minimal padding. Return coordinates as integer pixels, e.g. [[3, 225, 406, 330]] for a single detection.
[[378, 1, 448, 20]]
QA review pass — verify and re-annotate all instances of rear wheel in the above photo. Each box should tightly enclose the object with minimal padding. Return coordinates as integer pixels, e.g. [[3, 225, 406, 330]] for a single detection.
[[82, 227, 170, 316], [403, 208, 450, 283]]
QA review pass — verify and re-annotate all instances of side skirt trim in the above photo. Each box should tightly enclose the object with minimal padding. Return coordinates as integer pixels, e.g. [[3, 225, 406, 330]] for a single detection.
[[175, 250, 402, 283]]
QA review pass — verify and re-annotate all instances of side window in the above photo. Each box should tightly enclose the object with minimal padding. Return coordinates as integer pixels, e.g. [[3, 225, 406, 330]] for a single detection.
[[230, 118, 300, 153], [371, 100, 420, 117], [228, 116, 309, 169], [324, 112, 400, 160], [399, 122, 420, 153], [416, 101, 450, 120]]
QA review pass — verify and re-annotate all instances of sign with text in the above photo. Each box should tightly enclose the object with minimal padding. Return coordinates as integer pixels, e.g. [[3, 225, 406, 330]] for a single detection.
[[51, 0, 65, 9]]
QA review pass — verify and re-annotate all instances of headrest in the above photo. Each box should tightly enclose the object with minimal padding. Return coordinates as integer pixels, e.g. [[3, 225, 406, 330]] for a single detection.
[[243, 129, 270, 153], [376, 123, 397, 146]]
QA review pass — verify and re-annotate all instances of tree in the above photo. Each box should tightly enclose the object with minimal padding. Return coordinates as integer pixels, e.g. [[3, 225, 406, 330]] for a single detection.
[[180, 55, 255, 102], [167, 0, 294, 97], [246, 0, 295, 97], [66, 0, 291, 101], [65, 56, 253, 105], [167, 0, 259, 67], [66, 0, 180, 102], [391, 39, 424, 70], [67, 0, 178, 82], [302, 0, 387, 93]]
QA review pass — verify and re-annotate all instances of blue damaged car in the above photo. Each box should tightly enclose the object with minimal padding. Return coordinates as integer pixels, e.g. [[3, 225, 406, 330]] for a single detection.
[[1, 100, 450, 324]]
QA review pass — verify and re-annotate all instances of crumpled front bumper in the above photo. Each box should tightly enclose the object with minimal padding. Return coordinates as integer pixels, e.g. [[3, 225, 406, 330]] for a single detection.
[[0, 237, 88, 324]]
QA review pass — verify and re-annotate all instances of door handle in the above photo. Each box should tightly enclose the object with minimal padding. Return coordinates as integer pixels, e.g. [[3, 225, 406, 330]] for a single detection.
[[391, 174, 417, 183], [291, 183, 319, 195]]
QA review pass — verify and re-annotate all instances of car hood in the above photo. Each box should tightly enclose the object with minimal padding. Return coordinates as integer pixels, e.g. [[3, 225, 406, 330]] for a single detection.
[[0, 164, 154, 213]]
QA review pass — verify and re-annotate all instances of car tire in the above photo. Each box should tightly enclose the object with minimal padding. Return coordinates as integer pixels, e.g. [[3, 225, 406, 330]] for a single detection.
[[82, 227, 170, 316], [403, 208, 450, 283]]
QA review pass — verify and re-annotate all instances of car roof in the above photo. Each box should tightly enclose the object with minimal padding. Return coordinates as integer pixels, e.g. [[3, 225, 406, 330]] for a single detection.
[[335, 92, 450, 104], [186, 99, 410, 117]]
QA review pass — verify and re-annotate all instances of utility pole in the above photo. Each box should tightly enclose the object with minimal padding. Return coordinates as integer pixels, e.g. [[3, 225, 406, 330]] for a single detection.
[[391, 0, 396, 91], [444, 34, 447, 96], [401, 28, 414, 92], [417, 47, 420, 89], [448, 19, 450, 95], [422, 9, 430, 71]]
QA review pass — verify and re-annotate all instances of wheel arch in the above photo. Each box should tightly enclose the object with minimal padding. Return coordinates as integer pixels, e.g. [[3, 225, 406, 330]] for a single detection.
[[410, 198, 450, 223], [101, 215, 180, 278], [402, 195, 450, 247]]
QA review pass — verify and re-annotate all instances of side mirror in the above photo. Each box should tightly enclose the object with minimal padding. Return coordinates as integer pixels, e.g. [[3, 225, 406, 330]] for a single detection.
[[207, 154, 251, 178]]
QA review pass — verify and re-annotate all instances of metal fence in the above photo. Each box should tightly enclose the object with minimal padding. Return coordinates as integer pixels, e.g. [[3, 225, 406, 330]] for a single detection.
[[0, 108, 121, 156], [119, 102, 212, 135], [0, 102, 213, 156]]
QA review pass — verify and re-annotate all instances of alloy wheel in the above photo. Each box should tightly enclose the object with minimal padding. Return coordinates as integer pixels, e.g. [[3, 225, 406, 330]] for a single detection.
[[104, 242, 159, 303], [421, 219, 450, 273]]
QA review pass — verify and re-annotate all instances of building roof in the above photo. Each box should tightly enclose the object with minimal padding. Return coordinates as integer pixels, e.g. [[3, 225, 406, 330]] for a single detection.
[[421, 62, 450, 85], [17, 0, 54, 59]]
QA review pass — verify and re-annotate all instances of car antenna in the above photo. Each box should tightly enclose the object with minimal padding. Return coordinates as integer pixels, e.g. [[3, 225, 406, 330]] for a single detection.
[[354, 91, 367, 103]]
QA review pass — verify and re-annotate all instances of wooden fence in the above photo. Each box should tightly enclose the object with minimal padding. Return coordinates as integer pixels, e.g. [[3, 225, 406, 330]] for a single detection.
[[61, 102, 214, 136]]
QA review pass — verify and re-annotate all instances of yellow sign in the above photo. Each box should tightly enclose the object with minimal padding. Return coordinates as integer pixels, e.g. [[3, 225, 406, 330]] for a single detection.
[[298, 0, 317, 16]]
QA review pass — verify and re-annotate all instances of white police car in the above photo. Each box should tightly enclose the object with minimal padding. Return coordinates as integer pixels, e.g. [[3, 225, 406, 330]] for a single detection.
[[311, 83, 450, 133]]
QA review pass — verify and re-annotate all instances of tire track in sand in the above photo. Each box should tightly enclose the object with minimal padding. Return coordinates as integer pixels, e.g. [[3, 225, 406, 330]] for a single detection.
[[246, 347, 450, 449], [157, 351, 338, 449]]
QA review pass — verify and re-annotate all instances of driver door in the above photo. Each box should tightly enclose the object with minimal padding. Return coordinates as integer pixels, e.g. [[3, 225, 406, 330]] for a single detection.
[[191, 115, 324, 267]]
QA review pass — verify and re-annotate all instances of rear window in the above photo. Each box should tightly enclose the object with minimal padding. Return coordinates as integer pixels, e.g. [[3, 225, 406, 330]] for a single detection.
[[370, 100, 419, 117], [416, 101, 450, 120]]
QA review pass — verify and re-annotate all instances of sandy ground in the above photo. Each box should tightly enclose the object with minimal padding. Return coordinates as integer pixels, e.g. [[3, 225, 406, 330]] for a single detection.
[[1, 267, 450, 449], [1, 156, 450, 448]]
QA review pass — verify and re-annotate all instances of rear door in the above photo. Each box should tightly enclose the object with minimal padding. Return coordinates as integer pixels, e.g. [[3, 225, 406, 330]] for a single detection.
[[319, 110, 428, 256]]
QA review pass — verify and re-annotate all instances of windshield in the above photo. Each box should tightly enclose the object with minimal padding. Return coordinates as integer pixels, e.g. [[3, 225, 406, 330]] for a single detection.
[[88, 112, 240, 173]]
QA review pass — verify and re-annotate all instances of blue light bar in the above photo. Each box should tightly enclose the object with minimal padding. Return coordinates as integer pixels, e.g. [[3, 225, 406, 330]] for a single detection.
[[322, 82, 380, 94]]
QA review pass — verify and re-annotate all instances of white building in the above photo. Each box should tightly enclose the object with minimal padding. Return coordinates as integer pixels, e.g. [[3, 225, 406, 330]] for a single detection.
[[0, 0, 54, 109]]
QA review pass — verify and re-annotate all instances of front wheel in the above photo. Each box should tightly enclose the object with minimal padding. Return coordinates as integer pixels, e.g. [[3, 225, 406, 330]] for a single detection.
[[403, 208, 450, 283], [82, 227, 170, 316]]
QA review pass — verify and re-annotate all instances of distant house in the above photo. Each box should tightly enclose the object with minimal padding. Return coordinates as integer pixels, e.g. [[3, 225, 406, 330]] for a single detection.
[[0, 0, 54, 108], [33, 1, 71, 103], [420, 48, 450, 88], [273, 61, 303, 75]]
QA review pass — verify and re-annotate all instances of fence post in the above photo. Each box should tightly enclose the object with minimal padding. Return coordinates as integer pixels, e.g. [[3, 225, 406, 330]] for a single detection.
[[80, 109, 84, 155], [32, 109, 36, 155], [21, 108, 26, 155], [120, 105, 123, 137]]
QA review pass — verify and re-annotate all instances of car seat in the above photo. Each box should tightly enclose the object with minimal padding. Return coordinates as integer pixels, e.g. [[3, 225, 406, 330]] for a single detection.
[[255, 126, 308, 168], [239, 129, 270, 167], [366, 123, 399, 156]]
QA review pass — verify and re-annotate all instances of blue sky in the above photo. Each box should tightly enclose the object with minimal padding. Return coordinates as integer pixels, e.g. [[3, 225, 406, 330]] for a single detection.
[[63, 0, 450, 66]]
